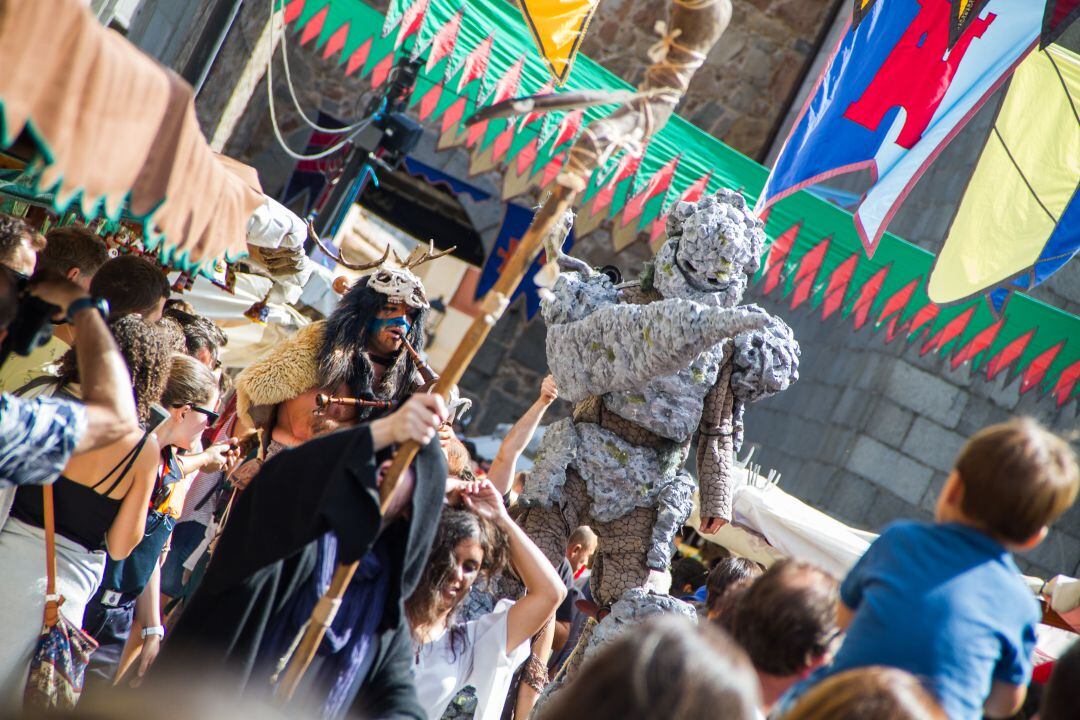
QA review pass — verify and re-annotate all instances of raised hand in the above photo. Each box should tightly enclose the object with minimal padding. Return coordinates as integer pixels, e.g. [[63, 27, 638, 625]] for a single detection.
[[390, 393, 448, 446], [539, 375, 558, 405], [461, 479, 510, 527]]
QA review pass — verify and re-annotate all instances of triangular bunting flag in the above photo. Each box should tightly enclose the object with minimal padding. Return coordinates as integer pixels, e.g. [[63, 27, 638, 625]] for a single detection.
[[950, 318, 1003, 370], [985, 329, 1035, 380], [821, 254, 859, 320], [395, 0, 429, 48], [426, 8, 463, 72], [382, 0, 410, 38], [516, 0, 601, 84], [878, 278, 920, 342], [850, 265, 889, 329], [1020, 341, 1064, 394], [789, 238, 831, 309], [1051, 358, 1080, 405], [456, 34, 495, 91], [761, 222, 801, 295], [920, 306, 976, 356]]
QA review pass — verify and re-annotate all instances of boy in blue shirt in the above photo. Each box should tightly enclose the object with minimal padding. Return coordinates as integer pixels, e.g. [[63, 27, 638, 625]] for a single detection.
[[808, 418, 1078, 719]]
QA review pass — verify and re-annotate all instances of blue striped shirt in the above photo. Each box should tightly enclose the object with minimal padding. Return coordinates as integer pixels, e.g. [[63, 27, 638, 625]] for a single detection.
[[0, 392, 86, 486]]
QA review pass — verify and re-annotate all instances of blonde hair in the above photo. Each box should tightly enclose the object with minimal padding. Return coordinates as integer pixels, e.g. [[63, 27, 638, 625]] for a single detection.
[[784, 667, 946, 720], [160, 353, 216, 408]]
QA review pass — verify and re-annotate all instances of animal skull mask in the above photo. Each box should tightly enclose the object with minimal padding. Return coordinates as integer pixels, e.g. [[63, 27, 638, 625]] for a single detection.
[[367, 267, 429, 309]]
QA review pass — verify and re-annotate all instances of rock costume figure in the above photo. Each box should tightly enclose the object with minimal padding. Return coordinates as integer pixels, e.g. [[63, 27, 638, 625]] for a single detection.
[[518, 189, 800, 670]]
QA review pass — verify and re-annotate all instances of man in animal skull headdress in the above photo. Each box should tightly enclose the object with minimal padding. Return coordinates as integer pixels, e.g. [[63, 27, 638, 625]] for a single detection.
[[517, 189, 800, 672], [233, 243, 458, 458]]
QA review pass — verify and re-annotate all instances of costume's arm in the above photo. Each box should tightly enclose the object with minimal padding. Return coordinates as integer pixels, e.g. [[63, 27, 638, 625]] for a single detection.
[[353, 618, 426, 720], [696, 360, 735, 531], [546, 299, 771, 403]]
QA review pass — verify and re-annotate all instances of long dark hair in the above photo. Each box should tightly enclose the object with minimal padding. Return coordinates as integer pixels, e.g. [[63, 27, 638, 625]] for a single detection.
[[405, 508, 508, 659], [318, 276, 428, 420]]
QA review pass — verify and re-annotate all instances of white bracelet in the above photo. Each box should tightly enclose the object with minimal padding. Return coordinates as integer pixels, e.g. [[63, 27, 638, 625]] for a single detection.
[[141, 625, 165, 639]]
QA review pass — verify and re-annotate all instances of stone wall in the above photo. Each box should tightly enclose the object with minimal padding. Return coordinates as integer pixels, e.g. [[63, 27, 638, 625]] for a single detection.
[[580, 0, 842, 159]]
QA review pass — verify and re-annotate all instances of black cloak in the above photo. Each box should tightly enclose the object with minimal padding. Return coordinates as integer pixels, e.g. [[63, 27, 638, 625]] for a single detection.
[[154, 424, 446, 719]]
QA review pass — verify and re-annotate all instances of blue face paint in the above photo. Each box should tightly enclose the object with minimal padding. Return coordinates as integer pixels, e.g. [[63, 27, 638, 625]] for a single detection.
[[368, 315, 412, 338]]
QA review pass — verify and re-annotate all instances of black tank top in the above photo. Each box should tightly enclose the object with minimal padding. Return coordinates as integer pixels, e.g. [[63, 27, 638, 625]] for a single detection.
[[11, 434, 150, 552]]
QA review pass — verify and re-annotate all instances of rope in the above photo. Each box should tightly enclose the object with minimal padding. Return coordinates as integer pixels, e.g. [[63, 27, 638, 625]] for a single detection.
[[271, 0, 372, 134], [265, 0, 378, 160]]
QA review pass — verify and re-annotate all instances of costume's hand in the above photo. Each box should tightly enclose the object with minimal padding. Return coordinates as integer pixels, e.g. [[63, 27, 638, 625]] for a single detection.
[[699, 517, 727, 534], [390, 394, 448, 446], [539, 375, 558, 405], [461, 479, 509, 526], [129, 635, 161, 688]]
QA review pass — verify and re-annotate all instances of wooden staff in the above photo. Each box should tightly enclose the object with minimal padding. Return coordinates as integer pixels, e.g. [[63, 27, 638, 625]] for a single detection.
[[274, 0, 732, 703]]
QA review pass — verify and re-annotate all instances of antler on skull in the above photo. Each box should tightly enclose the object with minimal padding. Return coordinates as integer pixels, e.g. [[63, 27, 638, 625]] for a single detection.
[[307, 221, 391, 272], [404, 240, 456, 270]]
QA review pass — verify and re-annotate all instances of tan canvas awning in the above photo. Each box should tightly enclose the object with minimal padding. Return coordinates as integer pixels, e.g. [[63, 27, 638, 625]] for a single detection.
[[0, 0, 263, 270]]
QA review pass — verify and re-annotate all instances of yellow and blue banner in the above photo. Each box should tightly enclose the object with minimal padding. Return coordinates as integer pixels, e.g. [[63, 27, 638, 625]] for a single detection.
[[929, 44, 1080, 310]]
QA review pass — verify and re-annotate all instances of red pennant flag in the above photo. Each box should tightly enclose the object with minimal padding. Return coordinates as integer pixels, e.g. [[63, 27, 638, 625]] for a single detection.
[[587, 152, 642, 219], [396, 0, 429, 48], [676, 171, 712, 206], [417, 82, 443, 119], [540, 152, 567, 188], [344, 37, 371, 76], [789, 238, 830, 309], [761, 222, 801, 295], [906, 303, 939, 341], [920, 306, 975, 356], [426, 9, 463, 72], [491, 124, 516, 163], [466, 119, 488, 147], [299, 5, 328, 45], [821, 254, 858, 320], [441, 96, 467, 134], [877, 279, 919, 342], [370, 53, 394, 88], [322, 22, 350, 59], [516, 137, 539, 177], [1020, 342, 1064, 394], [1051, 358, 1080, 406], [283, 0, 307, 25], [620, 156, 679, 228], [457, 34, 494, 91], [950, 319, 1003, 370], [553, 110, 584, 148], [984, 329, 1035, 381], [850, 265, 889, 329], [492, 57, 526, 105]]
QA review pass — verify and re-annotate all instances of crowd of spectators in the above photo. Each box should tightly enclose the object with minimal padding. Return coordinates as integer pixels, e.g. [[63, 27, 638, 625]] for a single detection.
[[1, 212, 1078, 720]]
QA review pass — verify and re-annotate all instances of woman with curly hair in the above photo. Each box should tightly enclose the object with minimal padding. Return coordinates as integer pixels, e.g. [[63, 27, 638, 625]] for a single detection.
[[407, 480, 566, 720], [0, 315, 171, 706]]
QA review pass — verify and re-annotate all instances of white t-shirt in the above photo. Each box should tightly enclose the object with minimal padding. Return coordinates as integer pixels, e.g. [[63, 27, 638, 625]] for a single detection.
[[413, 599, 530, 720]]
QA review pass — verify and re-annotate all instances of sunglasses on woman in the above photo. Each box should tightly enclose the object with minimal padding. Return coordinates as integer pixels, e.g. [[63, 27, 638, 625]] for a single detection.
[[175, 403, 219, 424]]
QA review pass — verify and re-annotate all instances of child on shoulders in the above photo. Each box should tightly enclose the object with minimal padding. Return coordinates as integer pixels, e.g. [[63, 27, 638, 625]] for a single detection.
[[800, 418, 1078, 720]]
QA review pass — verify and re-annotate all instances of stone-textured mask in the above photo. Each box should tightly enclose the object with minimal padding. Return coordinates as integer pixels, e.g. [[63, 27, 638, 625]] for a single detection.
[[672, 189, 765, 294]]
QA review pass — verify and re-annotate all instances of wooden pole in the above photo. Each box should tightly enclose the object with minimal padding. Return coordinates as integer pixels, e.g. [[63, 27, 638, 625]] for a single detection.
[[275, 0, 732, 702]]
